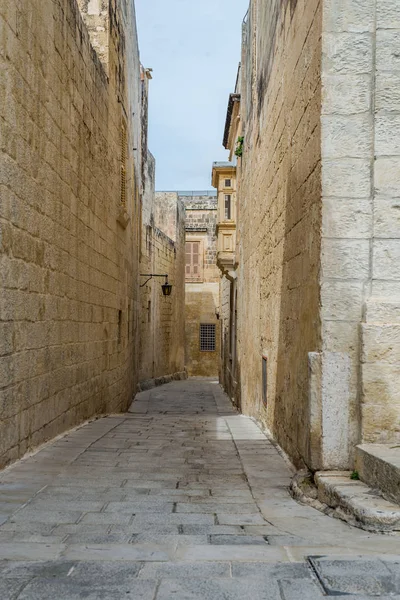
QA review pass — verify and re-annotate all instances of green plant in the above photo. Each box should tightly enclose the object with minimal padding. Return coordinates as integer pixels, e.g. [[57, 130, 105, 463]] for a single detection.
[[235, 136, 244, 158], [350, 470, 360, 480]]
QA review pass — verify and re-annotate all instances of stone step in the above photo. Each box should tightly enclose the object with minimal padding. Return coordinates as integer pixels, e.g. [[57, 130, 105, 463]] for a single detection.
[[356, 443, 400, 504], [314, 471, 400, 532]]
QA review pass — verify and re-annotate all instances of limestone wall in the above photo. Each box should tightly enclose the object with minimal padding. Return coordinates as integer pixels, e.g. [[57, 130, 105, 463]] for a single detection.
[[320, 0, 400, 448], [138, 190, 186, 386], [219, 274, 238, 403], [182, 195, 220, 377], [0, 0, 143, 467], [182, 196, 219, 284], [237, 0, 323, 468], [185, 283, 220, 378]]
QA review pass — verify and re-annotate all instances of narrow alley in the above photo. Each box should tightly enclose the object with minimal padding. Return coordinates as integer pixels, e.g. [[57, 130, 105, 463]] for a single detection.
[[0, 380, 398, 600]]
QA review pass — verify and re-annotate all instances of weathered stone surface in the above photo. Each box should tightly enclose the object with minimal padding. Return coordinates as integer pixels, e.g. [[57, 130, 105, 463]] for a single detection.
[[309, 556, 400, 596], [322, 197, 372, 238], [377, 0, 400, 29], [0, 377, 399, 598], [18, 578, 157, 600], [308, 352, 351, 470], [373, 241, 400, 281], [156, 578, 281, 600], [376, 30, 400, 72], [138, 561, 231, 579], [138, 188, 186, 388], [315, 472, 400, 531], [362, 324, 400, 363], [375, 158, 400, 197], [321, 239, 369, 279], [323, 33, 373, 74], [321, 280, 364, 321], [322, 159, 371, 198], [321, 115, 372, 158], [356, 444, 400, 504], [376, 74, 400, 112], [0, 0, 143, 469]]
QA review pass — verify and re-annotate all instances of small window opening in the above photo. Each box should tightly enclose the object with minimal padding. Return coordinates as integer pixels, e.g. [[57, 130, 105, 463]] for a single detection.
[[224, 195, 232, 220], [200, 324, 216, 352], [262, 354, 268, 406], [225, 178, 232, 188], [148, 300, 151, 323], [118, 310, 122, 344]]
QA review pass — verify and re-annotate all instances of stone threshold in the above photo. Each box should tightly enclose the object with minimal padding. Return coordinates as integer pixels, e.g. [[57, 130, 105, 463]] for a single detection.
[[291, 470, 400, 533], [356, 443, 400, 505]]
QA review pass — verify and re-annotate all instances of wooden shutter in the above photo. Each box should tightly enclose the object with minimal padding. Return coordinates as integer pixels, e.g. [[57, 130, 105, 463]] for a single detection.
[[185, 241, 202, 281]]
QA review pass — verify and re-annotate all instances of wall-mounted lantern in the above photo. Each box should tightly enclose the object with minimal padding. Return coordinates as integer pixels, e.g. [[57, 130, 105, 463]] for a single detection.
[[161, 279, 173, 296], [140, 274, 172, 296]]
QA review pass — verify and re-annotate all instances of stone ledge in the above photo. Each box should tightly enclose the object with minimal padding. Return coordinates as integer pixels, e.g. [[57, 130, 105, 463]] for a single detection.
[[136, 370, 188, 393], [291, 471, 400, 532], [356, 444, 400, 504]]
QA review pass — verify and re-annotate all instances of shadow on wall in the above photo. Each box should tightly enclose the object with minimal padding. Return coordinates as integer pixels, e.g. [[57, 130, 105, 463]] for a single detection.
[[272, 159, 322, 469]]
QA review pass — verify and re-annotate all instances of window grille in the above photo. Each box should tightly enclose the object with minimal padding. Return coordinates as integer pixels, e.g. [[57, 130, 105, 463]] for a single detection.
[[225, 179, 232, 188], [200, 324, 216, 352], [224, 194, 231, 220]]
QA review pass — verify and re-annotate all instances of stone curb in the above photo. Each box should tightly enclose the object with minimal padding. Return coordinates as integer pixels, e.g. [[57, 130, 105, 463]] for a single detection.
[[137, 370, 188, 392], [291, 470, 400, 533]]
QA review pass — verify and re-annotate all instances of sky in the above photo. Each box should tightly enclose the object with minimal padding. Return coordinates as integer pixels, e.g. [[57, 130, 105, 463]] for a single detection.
[[135, 0, 248, 191]]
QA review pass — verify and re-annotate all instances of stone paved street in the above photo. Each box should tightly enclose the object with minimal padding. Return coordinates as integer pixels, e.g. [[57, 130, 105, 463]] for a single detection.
[[0, 379, 399, 599]]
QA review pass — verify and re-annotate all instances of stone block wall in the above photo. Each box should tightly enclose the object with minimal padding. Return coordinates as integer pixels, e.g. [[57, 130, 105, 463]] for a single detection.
[[237, 0, 323, 468], [185, 283, 220, 377], [219, 274, 238, 404], [0, 0, 143, 467], [138, 188, 186, 386], [182, 195, 220, 377], [320, 0, 400, 449], [182, 196, 219, 284], [232, 0, 400, 471]]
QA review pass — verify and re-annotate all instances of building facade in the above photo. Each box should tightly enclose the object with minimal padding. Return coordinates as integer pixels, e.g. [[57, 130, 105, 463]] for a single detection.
[[212, 163, 239, 404], [181, 194, 220, 377], [217, 0, 400, 473], [0, 0, 185, 468], [138, 188, 186, 389]]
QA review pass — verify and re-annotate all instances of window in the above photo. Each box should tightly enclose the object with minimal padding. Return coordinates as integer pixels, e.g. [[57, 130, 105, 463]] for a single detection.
[[224, 195, 231, 220], [185, 241, 202, 281], [262, 354, 268, 406], [225, 178, 232, 188], [200, 324, 216, 352], [117, 309, 122, 344]]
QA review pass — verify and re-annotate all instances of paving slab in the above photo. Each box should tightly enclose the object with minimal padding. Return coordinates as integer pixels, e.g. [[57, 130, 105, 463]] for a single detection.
[[309, 556, 400, 596], [156, 577, 282, 600], [279, 578, 324, 599], [0, 542, 65, 560], [209, 534, 268, 545], [174, 544, 290, 562], [0, 578, 27, 600], [63, 543, 172, 561], [17, 578, 157, 600], [0, 379, 398, 598], [138, 561, 231, 579]]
